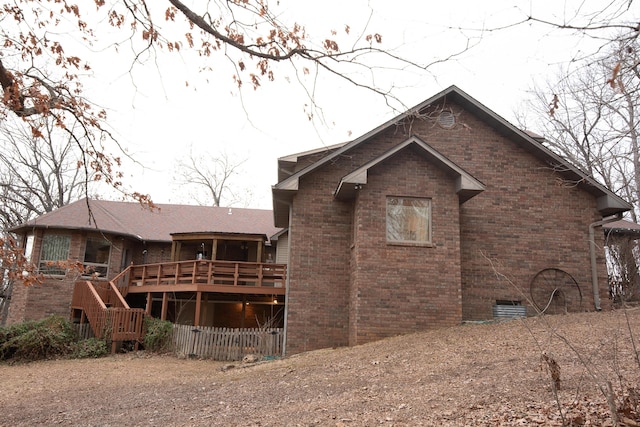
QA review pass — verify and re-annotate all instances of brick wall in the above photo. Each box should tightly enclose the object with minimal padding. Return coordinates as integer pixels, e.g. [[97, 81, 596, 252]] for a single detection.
[[7, 229, 80, 324], [284, 99, 611, 354], [285, 127, 467, 353], [286, 171, 353, 352], [5, 230, 152, 325], [401, 104, 607, 319], [130, 242, 171, 265], [349, 149, 462, 345]]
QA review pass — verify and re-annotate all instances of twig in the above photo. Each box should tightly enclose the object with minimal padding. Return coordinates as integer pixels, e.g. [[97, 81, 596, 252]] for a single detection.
[[623, 308, 640, 370]]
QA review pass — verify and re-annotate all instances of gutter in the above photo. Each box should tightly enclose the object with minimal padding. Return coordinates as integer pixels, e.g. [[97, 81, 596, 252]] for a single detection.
[[589, 213, 623, 311]]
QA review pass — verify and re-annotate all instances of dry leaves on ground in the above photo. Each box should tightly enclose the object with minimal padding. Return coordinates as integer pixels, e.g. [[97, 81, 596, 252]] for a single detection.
[[1, 309, 640, 426]]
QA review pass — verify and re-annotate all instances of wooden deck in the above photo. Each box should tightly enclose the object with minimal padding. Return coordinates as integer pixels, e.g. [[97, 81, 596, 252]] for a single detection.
[[114, 260, 287, 296], [71, 260, 287, 353]]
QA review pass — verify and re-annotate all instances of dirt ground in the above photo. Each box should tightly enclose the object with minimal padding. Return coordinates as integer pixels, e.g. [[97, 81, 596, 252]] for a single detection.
[[2, 309, 640, 426]]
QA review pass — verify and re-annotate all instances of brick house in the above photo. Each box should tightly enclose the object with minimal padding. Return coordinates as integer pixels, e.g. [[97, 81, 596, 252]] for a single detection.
[[4, 85, 632, 356], [6, 200, 286, 330], [272, 85, 631, 354]]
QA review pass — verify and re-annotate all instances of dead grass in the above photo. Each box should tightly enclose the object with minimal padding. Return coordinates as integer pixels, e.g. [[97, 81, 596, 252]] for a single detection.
[[1, 309, 640, 426]]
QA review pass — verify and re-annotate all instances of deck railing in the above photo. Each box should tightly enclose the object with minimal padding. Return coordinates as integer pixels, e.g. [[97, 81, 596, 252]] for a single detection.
[[127, 260, 286, 289], [110, 267, 132, 298]]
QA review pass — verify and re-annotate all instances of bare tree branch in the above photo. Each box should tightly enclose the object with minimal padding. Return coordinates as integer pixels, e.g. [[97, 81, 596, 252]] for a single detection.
[[0, 117, 88, 229], [175, 149, 251, 207]]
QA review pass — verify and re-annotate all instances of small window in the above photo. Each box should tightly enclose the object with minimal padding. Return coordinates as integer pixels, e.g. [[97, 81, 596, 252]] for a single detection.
[[83, 237, 111, 277], [39, 234, 71, 276], [386, 197, 432, 245]]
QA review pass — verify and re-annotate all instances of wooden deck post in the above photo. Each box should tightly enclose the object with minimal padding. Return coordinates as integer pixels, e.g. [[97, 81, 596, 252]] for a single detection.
[[194, 291, 202, 327], [171, 241, 182, 262], [241, 295, 246, 328], [161, 292, 168, 321], [202, 293, 209, 324], [145, 292, 152, 315], [257, 240, 263, 262]]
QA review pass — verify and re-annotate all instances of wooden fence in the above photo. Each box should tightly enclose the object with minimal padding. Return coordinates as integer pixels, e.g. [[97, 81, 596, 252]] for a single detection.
[[72, 318, 284, 361], [173, 324, 284, 361]]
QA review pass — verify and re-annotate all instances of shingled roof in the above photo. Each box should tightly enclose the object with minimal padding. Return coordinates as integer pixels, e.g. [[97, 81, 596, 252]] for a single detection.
[[604, 219, 640, 237], [10, 198, 282, 243]]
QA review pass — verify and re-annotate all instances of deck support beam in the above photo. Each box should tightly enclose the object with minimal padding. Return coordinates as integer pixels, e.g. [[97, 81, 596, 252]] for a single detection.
[[194, 291, 202, 327], [241, 295, 246, 328], [161, 292, 168, 321], [145, 292, 152, 315]]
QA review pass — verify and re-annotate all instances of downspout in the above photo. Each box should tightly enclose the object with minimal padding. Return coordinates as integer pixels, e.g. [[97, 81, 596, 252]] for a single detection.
[[589, 213, 622, 311], [281, 201, 293, 358]]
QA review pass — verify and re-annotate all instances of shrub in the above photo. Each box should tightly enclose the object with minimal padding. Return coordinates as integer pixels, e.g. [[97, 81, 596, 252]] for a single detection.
[[71, 338, 108, 359], [143, 317, 173, 353], [0, 316, 77, 361], [0, 320, 36, 343]]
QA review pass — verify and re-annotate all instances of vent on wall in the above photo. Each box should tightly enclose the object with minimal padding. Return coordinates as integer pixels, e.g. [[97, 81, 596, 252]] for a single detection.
[[493, 300, 527, 319], [437, 110, 456, 129]]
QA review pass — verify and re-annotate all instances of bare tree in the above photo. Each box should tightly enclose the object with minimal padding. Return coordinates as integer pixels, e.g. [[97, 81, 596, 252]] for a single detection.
[[499, 1, 639, 82], [0, 117, 87, 230], [0, 0, 442, 280], [175, 150, 251, 207], [0, 116, 90, 324], [0, 1, 635, 203], [0, 0, 484, 218], [520, 39, 640, 220], [606, 233, 640, 303]]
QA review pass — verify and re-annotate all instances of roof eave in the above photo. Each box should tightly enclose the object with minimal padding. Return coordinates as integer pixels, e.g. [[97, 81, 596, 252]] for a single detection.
[[8, 223, 149, 242], [597, 194, 633, 216], [456, 175, 486, 203], [334, 136, 486, 203], [272, 86, 483, 194], [272, 188, 296, 228]]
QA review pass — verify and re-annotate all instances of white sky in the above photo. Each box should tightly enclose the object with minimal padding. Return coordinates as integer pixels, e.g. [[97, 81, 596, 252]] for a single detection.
[[76, 0, 637, 209]]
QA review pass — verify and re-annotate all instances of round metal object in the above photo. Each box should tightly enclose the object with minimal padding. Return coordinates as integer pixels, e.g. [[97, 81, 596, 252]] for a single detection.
[[530, 268, 582, 314]]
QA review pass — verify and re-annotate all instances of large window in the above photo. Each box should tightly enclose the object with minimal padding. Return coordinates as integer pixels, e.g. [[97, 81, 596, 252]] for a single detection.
[[386, 197, 432, 245], [83, 237, 112, 277], [39, 234, 71, 276]]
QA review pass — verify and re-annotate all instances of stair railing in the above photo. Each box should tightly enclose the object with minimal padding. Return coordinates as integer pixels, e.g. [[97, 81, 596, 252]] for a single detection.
[[74, 280, 145, 352]]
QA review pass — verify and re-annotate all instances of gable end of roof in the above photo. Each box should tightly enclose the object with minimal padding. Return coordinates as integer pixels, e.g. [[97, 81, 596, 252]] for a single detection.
[[273, 85, 631, 218], [334, 135, 485, 202]]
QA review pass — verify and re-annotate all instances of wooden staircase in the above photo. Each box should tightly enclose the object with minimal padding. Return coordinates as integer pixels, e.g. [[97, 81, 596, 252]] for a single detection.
[[71, 266, 145, 353]]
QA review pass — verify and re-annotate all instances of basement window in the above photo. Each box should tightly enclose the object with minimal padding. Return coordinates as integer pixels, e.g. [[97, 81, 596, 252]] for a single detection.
[[493, 300, 527, 319]]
